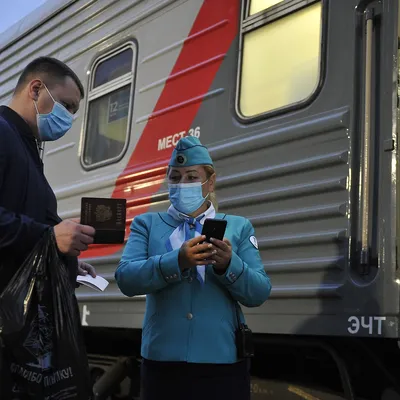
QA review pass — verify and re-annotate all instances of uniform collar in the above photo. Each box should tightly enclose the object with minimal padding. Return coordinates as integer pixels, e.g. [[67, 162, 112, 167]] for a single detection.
[[159, 206, 226, 228], [167, 202, 216, 225], [158, 212, 181, 228]]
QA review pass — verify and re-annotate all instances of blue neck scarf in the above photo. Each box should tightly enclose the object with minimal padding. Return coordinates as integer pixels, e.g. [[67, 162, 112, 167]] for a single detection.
[[165, 202, 216, 285]]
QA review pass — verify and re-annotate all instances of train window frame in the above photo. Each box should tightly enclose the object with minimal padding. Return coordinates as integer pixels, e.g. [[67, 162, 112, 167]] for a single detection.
[[80, 41, 137, 170], [235, 0, 328, 123]]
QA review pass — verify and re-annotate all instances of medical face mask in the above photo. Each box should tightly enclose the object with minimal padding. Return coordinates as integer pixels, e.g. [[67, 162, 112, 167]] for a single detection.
[[34, 85, 75, 141], [168, 180, 209, 215]]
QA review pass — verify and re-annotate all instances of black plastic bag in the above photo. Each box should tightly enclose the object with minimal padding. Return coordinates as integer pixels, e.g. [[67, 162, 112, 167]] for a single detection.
[[0, 229, 92, 399]]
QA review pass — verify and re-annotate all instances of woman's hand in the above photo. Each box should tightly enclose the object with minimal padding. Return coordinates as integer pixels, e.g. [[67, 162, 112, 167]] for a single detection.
[[209, 237, 232, 274], [178, 235, 216, 271]]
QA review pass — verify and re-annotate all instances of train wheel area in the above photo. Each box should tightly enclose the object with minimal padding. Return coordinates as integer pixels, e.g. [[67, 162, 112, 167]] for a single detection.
[[84, 329, 400, 400]]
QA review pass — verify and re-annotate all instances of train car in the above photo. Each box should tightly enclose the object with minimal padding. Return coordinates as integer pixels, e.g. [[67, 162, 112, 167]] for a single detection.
[[1, 0, 399, 398]]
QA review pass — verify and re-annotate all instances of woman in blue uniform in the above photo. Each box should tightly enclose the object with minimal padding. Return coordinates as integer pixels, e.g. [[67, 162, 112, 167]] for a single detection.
[[115, 136, 271, 400]]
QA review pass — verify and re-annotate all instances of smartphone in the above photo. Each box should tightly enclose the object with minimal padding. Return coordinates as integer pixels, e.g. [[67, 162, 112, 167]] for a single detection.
[[201, 218, 227, 243]]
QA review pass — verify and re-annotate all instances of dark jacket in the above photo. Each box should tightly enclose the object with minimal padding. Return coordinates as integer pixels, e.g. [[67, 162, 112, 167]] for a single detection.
[[0, 106, 77, 292]]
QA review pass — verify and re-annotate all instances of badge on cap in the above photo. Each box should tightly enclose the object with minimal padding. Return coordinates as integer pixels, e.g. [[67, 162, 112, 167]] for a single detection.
[[175, 153, 187, 165], [249, 235, 258, 249]]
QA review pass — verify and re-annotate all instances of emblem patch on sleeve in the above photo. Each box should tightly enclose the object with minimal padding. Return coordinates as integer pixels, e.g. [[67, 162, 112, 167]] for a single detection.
[[249, 235, 258, 249]]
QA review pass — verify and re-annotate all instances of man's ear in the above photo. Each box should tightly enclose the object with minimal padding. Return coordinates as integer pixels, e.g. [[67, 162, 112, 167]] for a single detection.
[[28, 79, 43, 101]]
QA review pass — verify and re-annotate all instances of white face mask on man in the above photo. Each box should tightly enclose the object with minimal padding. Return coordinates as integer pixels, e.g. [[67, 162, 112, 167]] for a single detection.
[[33, 84, 75, 141]]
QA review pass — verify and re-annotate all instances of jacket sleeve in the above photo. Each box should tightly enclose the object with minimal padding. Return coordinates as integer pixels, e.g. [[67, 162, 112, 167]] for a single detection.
[[213, 218, 271, 307], [115, 215, 182, 296], [0, 123, 49, 253]]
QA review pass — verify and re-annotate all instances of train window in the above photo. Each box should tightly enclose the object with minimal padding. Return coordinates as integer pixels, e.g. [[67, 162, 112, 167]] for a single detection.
[[82, 43, 136, 169], [249, 0, 284, 15], [93, 49, 133, 88], [238, 0, 322, 119]]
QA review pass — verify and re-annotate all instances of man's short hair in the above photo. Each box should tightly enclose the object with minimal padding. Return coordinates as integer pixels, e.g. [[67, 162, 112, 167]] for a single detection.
[[15, 56, 84, 98]]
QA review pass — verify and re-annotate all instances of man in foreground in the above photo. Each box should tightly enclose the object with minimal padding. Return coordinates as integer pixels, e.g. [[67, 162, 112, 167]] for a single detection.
[[0, 57, 95, 399]]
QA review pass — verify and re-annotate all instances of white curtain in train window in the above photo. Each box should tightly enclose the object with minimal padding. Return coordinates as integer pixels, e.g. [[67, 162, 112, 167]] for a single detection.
[[240, 2, 322, 117], [249, 0, 284, 15]]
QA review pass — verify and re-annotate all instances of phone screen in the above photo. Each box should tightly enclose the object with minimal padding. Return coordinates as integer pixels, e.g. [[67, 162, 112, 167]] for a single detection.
[[201, 218, 227, 242]]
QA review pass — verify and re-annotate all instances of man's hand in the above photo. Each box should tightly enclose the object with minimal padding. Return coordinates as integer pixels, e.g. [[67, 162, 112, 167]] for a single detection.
[[178, 235, 217, 271], [78, 261, 96, 278], [209, 237, 232, 275], [54, 219, 95, 257]]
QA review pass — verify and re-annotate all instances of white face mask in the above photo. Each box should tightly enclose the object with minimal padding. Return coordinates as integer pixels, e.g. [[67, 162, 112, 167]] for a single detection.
[[33, 84, 76, 141], [168, 180, 209, 214]]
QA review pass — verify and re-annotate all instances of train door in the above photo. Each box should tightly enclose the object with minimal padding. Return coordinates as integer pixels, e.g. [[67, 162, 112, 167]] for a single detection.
[[397, 3, 400, 279]]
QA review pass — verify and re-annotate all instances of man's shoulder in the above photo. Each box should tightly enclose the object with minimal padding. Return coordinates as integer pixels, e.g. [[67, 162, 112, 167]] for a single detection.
[[0, 115, 16, 145]]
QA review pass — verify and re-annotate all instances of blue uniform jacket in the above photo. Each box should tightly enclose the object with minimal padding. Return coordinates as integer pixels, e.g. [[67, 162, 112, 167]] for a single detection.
[[115, 211, 272, 364]]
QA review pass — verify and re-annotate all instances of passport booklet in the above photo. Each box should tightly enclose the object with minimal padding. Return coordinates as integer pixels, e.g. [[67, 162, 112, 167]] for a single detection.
[[80, 197, 127, 244]]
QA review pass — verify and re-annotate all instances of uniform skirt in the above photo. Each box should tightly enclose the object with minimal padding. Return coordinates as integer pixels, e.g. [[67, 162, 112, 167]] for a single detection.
[[140, 358, 251, 400]]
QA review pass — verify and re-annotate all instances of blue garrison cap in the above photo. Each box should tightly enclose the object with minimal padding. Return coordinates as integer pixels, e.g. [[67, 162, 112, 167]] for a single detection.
[[169, 136, 213, 167]]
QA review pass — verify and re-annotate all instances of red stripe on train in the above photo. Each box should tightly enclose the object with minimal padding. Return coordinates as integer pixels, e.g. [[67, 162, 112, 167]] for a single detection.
[[83, 0, 239, 259]]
